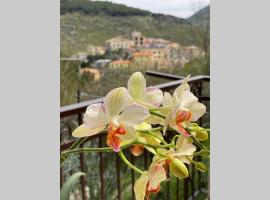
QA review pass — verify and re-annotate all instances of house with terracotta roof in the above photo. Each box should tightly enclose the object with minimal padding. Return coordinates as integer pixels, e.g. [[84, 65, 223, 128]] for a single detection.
[[109, 60, 132, 69], [132, 51, 153, 63]]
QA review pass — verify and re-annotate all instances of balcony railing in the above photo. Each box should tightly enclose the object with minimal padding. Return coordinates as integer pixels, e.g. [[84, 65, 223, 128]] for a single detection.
[[60, 71, 210, 200]]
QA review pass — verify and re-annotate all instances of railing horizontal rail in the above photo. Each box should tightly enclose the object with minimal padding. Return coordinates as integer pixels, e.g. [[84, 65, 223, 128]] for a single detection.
[[146, 70, 185, 80]]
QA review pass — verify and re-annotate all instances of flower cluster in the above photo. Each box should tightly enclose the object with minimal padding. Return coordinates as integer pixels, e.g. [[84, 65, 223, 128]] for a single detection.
[[69, 72, 209, 200]]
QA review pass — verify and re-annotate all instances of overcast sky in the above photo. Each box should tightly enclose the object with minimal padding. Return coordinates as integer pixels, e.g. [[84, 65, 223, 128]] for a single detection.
[[95, 0, 210, 18]]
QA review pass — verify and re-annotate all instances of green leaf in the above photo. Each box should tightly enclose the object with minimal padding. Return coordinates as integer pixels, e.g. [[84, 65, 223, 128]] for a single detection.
[[60, 172, 86, 200], [195, 162, 208, 172]]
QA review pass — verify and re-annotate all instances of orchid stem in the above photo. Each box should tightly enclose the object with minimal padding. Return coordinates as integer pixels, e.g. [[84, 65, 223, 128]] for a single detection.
[[136, 141, 174, 149], [149, 111, 166, 119], [137, 127, 168, 145], [190, 135, 208, 150], [118, 151, 144, 174]]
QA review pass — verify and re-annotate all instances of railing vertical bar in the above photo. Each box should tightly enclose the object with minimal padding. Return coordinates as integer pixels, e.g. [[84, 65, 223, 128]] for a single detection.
[[184, 178, 189, 200], [116, 154, 121, 200], [191, 164, 195, 199], [143, 150, 148, 170], [131, 153, 135, 200], [99, 136, 105, 200], [79, 144, 87, 200], [176, 178, 179, 200], [198, 156, 202, 192], [166, 165, 170, 200]]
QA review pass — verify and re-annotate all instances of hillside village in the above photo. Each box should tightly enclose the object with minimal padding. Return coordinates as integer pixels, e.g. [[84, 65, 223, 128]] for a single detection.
[[74, 31, 204, 79]]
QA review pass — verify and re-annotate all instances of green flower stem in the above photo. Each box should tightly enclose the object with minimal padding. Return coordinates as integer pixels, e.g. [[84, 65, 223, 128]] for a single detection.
[[136, 127, 162, 133], [190, 135, 208, 150], [60, 141, 175, 165], [149, 111, 166, 119], [118, 151, 144, 174], [61, 143, 134, 159], [149, 106, 174, 112], [68, 137, 88, 151], [136, 141, 174, 149], [137, 127, 168, 145]]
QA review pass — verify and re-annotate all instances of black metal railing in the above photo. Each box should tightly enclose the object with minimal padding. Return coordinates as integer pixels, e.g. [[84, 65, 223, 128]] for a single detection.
[[60, 71, 210, 200]]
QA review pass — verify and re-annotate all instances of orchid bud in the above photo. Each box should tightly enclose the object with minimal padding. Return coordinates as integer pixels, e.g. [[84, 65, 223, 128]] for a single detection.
[[169, 158, 189, 178], [195, 129, 208, 141], [130, 145, 144, 157], [195, 162, 208, 172]]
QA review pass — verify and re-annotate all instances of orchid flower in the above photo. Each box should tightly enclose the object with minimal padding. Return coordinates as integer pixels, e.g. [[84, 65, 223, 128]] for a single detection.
[[162, 75, 206, 136], [134, 162, 167, 200], [128, 72, 163, 108], [130, 123, 164, 156], [72, 87, 150, 152], [169, 135, 196, 164], [152, 135, 196, 178]]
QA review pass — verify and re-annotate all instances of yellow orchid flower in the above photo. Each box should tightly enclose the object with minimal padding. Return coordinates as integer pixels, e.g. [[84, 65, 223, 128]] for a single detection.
[[134, 162, 167, 200], [72, 87, 150, 152], [162, 75, 206, 137]]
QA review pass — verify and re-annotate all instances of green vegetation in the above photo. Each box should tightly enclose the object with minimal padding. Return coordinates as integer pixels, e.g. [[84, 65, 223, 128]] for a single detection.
[[188, 5, 210, 28], [61, 0, 151, 16]]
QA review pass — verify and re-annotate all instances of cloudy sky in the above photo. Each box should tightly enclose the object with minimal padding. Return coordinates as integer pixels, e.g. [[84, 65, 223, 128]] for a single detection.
[[95, 0, 210, 18]]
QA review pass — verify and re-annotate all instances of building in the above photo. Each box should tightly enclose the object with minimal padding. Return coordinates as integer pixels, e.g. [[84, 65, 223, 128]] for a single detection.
[[145, 48, 167, 61], [105, 36, 134, 51], [86, 45, 106, 56], [109, 60, 131, 69], [182, 45, 203, 60], [132, 51, 153, 63], [80, 68, 101, 81], [131, 31, 145, 47], [165, 42, 182, 61]]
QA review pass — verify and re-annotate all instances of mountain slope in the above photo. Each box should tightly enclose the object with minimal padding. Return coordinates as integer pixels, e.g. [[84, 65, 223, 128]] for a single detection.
[[188, 5, 210, 27], [61, 0, 203, 56]]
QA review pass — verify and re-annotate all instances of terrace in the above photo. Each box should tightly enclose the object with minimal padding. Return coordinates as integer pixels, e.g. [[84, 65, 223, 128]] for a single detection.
[[60, 71, 210, 200]]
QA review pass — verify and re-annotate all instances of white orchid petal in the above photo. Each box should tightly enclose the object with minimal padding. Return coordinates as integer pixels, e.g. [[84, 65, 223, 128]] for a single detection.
[[179, 90, 198, 108], [173, 144, 196, 156], [128, 72, 146, 100], [143, 87, 163, 107], [83, 103, 108, 129], [148, 163, 167, 191], [104, 87, 128, 118], [134, 172, 148, 200], [190, 102, 206, 121], [173, 75, 191, 99], [72, 124, 104, 138], [163, 112, 171, 134], [118, 103, 150, 126], [173, 136, 196, 156], [163, 92, 173, 107]]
